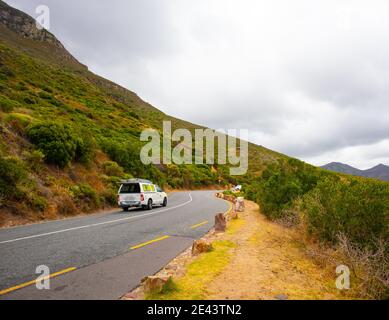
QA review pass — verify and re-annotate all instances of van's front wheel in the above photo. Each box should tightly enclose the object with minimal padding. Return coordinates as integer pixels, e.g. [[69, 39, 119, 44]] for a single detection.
[[162, 197, 167, 207]]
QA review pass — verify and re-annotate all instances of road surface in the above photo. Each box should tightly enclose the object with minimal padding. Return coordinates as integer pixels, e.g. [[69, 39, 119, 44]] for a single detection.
[[0, 191, 229, 299]]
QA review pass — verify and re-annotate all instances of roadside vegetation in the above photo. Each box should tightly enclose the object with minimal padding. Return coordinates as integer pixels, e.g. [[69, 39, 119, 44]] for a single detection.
[[242, 158, 389, 299], [146, 240, 236, 300], [149, 182, 387, 300]]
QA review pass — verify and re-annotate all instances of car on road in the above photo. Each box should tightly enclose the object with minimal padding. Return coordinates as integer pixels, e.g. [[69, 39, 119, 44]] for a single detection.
[[232, 184, 242, 192], [117, 179, 167, 211]]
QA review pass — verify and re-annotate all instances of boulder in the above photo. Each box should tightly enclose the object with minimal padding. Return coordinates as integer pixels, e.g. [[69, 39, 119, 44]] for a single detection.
[[192, 239, 212, 255], [230, 210, 238, 219], [214, 213, 227, 232], [227, 195, 236, 203], [236, 197, 245, 212], [142, 275, 171, 294]]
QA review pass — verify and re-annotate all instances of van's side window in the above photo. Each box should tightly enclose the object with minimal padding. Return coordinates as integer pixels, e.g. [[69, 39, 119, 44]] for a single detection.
[[150, 185, 155, 192]]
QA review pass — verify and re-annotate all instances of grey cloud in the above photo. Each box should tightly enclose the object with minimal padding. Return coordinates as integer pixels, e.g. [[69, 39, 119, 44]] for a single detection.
[[5, 0, 389, 168], [6, 0, 179, 65]]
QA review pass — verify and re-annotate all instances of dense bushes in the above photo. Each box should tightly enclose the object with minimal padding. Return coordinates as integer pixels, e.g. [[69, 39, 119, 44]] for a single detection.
[[74, 133, 94, 165], [161, 163, 218, 188], [27, 122, 94, 167], [257, 159, 322, 219], [70, 183, 100, 210], [0, 94, 21, 112], [255, 158, 389, 299], [100, 138, 167, 185], [102, 161, 124, 177], [303, 176, 389, 249], [99, 188, 118, 206], [27, 122, 76, 167], [100, 138, 141, 173], [27, 194, 48, 212], [22, 150, 45, 171], [256, 158, 389, 250], [5, 112, 33, 127], [222, 190, 244, 198], [242, 180, 260, 201]]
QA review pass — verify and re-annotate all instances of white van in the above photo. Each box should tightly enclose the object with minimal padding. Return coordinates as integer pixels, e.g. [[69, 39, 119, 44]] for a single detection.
[[117, 179, 167, 211]]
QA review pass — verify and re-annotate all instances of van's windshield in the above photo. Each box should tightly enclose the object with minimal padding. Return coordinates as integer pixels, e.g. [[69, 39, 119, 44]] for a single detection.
[[120, 183, 141, 194]]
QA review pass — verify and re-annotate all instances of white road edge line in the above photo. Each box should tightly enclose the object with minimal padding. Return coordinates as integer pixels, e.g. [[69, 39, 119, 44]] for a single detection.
[[0, 193, 193, 244]]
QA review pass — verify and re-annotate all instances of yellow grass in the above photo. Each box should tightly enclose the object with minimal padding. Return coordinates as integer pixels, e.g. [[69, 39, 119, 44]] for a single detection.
[[147, 201, 359, 300], [146, 240, 236, 300]]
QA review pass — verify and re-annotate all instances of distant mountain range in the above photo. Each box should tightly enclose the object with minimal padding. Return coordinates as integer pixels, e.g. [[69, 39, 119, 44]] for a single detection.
[[321, 162, 389, 181]]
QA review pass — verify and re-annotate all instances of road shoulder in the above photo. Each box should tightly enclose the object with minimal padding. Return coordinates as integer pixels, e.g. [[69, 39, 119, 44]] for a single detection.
[[125, 200, 358, 300]]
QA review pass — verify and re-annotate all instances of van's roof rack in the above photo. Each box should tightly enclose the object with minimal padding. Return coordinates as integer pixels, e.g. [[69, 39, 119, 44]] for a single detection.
[[120, 178, 153, 184]]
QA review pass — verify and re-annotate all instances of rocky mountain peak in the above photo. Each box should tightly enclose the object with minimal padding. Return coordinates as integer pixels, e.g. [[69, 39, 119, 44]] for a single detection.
[[0, 1, 63, 48], [0, 1, 86, 68]]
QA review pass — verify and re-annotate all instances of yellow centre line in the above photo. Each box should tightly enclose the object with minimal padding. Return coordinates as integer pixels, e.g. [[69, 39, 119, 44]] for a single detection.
[[130, 235, 170, 250], [190, 220, 209, 229], [0, 267, 77, 296]]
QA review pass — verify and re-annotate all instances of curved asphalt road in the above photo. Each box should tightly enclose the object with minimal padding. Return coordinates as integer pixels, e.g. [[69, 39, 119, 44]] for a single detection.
[[0, 190, 229, 299]]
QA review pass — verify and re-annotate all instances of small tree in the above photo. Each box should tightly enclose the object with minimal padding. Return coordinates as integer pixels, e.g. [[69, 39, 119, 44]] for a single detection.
[[0, 157, 27, 198], [27, 122, 77, 167], [27, 122, 94, 168]]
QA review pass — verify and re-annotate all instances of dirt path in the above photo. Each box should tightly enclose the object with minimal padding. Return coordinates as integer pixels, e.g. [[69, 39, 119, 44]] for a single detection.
[[126, 199, 353, 300], [205, 201, 347, 300]]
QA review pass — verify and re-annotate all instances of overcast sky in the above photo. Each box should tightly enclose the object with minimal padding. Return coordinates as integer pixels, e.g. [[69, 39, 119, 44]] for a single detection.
[[5, 0, 389, 169]]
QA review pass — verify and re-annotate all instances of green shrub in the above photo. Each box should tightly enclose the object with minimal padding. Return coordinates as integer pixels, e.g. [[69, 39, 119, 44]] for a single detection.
[[257, 159, 321, 219], [41, 85, 53, 93], [242, 181, 260, 201], [100, 188, 117, 206], [102, 161, 124, 177], [100, 138, 144, 176], [255, 158, 389, 250], [23, 150, 45, 171], [0, 95, 21, 112], [0, 64, 15, 79], [303, 176, 389, 248], [4, 113, 33, 135], [27, 194, 48, 211], [126, 111, 139, 119], [38, 91, 53, 100], [223, 190, 244, 198], [74, 134, 94, 165], [15, 82, 28, 91], [27, 122, 94, 167], [27, 122, 77, 168], [23, 95, 36, 105], [70, 183, 100, 209], [0, 157, 27, 198]]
